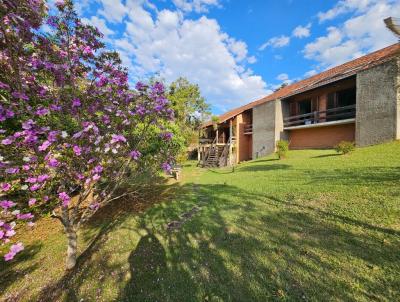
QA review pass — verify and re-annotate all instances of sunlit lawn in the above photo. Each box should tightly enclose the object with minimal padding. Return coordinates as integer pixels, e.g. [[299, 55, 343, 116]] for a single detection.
[[1, 141, 400, 301]]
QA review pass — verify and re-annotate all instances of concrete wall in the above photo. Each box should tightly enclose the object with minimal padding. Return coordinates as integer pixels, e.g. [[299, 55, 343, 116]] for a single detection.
[[356, 57, 400, 146], [289, 123, 355, 149], [252, 99, 287, 158]]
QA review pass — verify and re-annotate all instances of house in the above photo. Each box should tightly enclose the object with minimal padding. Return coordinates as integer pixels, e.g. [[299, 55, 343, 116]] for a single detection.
[[199, 43, 400, 167]]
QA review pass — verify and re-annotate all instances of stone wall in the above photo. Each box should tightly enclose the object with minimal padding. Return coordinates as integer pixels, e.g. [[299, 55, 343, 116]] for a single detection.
[[356, 57, 400, 146]]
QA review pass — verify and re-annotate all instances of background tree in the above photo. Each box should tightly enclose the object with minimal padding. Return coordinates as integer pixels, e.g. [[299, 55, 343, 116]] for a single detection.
[[0, 0, 177, 269], [167, 77, 210, 160]]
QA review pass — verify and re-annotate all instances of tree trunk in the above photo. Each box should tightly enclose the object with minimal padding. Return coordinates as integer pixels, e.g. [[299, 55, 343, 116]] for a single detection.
[[65, 227, 78, 270]]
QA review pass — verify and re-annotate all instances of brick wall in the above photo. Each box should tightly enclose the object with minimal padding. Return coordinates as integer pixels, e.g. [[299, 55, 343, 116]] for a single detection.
[[289, 123, 355, 149]]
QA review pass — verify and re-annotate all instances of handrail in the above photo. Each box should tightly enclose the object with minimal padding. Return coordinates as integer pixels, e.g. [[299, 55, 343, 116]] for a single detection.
[[244, 124, 253, 134], [284, 105, 356, 127], [284, 105, 355, 122], [218, 136, 231, 167], [203, 136, 217, 166]]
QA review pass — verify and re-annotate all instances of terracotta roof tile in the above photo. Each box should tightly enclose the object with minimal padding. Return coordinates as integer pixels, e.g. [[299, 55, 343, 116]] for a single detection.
[[203, 43, 399, 127]]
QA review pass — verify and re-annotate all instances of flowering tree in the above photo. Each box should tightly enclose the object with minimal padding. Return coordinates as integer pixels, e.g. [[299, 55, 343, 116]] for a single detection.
[[0, 0, 177, 269]]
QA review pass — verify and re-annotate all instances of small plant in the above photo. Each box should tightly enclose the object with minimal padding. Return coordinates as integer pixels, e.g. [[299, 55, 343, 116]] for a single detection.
[[335, 141, 355, 155], [276, 140, 289, 159]]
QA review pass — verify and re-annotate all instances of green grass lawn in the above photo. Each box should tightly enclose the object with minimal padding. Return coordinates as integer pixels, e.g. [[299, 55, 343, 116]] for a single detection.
[[1, 142, 400, 301]]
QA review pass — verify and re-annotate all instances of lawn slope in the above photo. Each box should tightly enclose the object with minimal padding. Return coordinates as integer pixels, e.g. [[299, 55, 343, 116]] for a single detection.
[[1, 142, 400, 301]]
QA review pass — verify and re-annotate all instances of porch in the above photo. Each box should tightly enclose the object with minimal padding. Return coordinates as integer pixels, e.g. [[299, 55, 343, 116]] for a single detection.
[[283, 78, 357, 149]]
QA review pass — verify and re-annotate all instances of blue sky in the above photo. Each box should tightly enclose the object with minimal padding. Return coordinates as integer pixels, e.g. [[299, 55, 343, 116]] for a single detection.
[[55, 0, 399, 114]]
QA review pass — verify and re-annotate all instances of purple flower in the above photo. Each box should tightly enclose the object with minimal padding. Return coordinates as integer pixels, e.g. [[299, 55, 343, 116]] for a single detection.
[[55, 0, 65, 8], [22, 119, 35, 130], [1, 137, 14, 145], [47, 131, 59, 142], [6, 167, 19, 174], [161, 162, 172, 173], [11, 91, 29, 101], [25, 177, 37, 183], [35, 107, 50, 116], [152, 82, 165, 94], [37, 174, 50, 182], [46, 16, 57, 27], [5, 110, 14, 118], [28, 198, 37, 206], [135, 81, 146, 91], [92, 174, 101, 181], [110, 134, 127, 144], [89, 202, 100, 211], [82, 46, 93, 55], [0, 81, 10, 90], [1, 183, 11, 192], [58, 192, 71, 207], [129, 150, 141, 160], [72, 98, 81, 108], [4, 242, 24, 261], [96, 74, 108, 87], [50, 104, 62, 111], [38, 140, 51, 151], [0, 200, 16, 210], [17, 213, 34, 220], [48, 158, 59, 168], [93, 165, 103, 174], [161, 132, 173, 141], [73, 145, 82, 156], [30, 184, 41, 191]]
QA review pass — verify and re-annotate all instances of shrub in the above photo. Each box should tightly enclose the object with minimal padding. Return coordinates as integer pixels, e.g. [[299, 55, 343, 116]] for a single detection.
[[276, 140, 289, 159], [335, 141, 355, 155]]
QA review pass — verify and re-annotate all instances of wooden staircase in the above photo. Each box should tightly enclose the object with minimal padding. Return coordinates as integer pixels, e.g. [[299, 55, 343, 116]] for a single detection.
[[203, 145, 225, 167]]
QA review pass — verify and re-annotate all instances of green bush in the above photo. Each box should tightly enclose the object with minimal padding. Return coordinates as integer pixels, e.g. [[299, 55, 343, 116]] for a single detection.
[[276, 140, 289, 159], [335, 141, 355, 155]]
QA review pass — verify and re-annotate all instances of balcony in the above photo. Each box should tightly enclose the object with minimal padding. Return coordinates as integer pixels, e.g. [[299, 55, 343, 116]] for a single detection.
[[284, 105, 356, 129], [244, 124, 253, 134]]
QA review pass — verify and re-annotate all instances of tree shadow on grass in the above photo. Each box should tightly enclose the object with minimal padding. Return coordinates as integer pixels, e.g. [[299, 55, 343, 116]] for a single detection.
[[266, 195, 400, 236], [116, 183, 400, 301], [0, 242, 42, 299], [33, 180, 400, 301], [311, 153, 341, 158], [253, 158, 280, 163], [237, 163, 291, 172], [117, 231, 168, 302], [304, 166, 400, 186]]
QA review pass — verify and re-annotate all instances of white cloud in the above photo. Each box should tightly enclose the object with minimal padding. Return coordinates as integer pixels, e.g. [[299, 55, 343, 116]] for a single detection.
[[274, 54, 283, 60], [96, 0, 127, 23], [305, 1, 399, 68], [276, 73, 289, 81], [292, 23, 311, 38], [107, 6, 268, 111], [247, 56, 257, 64], [317, 0, 372, 22], [172, 0, 221, 13], [259, 35, 290, 50], [304, 69, 318, 77]]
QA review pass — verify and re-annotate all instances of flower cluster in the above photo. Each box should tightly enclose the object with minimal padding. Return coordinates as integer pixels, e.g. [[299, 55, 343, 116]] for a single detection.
[[0, 0, 177, 263]]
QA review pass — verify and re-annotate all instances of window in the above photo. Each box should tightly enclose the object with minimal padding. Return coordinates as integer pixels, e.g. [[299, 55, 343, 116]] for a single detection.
[[337, 88, 356, 107], [298, 99, 312, 115], [327, 87, 356, 109]]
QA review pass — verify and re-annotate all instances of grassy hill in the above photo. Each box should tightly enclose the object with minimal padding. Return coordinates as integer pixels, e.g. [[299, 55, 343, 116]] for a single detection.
[[1, 142, 400, 301]]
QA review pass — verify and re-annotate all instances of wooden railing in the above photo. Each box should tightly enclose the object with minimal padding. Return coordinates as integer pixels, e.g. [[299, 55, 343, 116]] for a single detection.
[[202, 136, 217, 166], [284, 105, 356, 128], [244, 124, 253, 134]]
